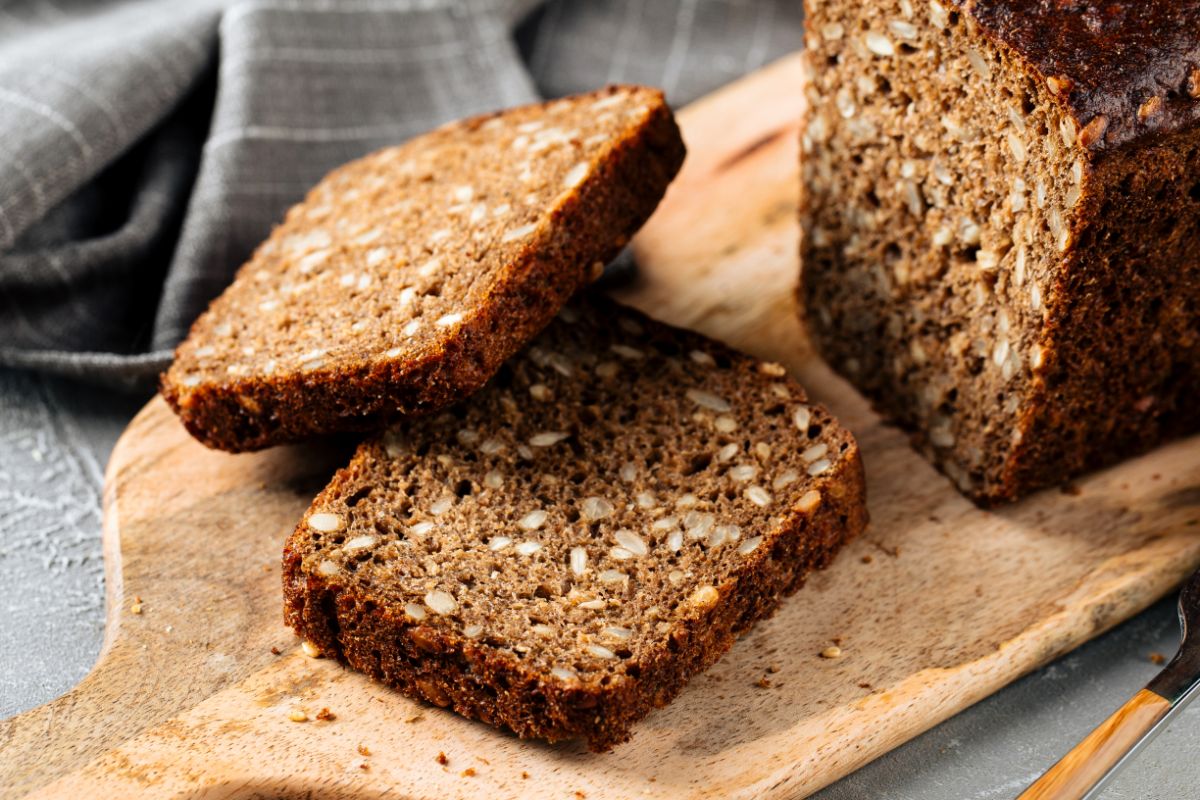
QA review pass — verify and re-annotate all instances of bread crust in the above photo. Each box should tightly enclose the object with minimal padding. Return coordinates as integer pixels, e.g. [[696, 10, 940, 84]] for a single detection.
[[161, 88, 686, 452], [962, 0, 1200, 154]]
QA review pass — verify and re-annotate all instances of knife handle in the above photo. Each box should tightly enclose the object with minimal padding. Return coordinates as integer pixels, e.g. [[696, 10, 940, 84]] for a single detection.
[[1017, 688, 1171, 800]]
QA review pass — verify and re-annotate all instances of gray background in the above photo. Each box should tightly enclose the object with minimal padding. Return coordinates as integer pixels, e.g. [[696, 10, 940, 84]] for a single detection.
[[0, 0, 1196, 797]]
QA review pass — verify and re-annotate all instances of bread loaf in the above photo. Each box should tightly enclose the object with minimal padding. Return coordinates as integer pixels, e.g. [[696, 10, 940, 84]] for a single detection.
[[800, 0, 1200, 504]]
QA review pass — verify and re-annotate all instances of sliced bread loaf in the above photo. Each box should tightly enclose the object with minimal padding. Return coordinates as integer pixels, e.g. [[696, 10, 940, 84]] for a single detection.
[[162, 87, 685, 452], [799, 0, 1200, 503], [283, 295, 867, 751]]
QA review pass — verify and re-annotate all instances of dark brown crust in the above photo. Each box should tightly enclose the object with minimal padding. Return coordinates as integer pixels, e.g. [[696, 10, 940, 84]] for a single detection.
[[283, 441, 865, 752], [961, 0, 1200, 153], [160, 89, 686, 452], [996, 123, 1200, 502]]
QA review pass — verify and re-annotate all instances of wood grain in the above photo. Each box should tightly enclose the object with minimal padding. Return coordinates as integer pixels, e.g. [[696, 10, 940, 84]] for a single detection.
[[1017, 688, 1171, 800], [4, 53, 1200, 800]]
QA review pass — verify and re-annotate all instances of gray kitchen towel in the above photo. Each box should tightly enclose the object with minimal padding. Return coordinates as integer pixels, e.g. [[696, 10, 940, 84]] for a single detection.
[[0, 0, 804, 391]]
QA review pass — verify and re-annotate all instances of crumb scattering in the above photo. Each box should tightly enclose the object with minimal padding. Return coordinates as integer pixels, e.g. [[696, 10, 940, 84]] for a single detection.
[[316, 707, 336, 721], [436, 751, 449, 766], [288, 709, 308, 723]]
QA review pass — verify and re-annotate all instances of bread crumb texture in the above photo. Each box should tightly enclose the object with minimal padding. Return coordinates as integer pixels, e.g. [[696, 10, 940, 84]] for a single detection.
[[284, 296, 867, 751], [163, 86, 685, 452]]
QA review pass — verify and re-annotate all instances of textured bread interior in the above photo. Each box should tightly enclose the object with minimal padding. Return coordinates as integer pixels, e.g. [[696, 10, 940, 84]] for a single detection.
[[284, 295, 866, 749], [162, 87, 684, 451], [800, 0, 1200, 502]]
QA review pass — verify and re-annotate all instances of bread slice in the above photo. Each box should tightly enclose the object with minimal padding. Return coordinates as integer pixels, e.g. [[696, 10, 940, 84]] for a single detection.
[[162, 87, 685, 452], [283, 295, 867, 751]]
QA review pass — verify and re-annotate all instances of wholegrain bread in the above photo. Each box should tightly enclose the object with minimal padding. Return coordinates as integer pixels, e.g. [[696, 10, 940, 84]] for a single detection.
[[283, 295, 867, 751], [162, 87, 685, 452], [800, 0, 1200, 504]]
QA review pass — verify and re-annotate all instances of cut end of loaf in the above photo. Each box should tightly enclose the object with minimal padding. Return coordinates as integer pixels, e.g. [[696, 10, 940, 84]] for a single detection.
[[800, 0, 1200, 504], [162, 86, 686, 452], [283, 295, 867, 750]]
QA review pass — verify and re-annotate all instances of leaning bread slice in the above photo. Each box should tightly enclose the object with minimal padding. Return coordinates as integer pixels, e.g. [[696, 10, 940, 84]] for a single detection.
[[283, 295, 868, 751], [162, 87, 685, 451]]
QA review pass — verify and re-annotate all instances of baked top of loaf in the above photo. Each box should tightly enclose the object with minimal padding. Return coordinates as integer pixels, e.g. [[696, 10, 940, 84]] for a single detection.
[[161, 87, 685, 451], [957, 0, 1200, 152], [283, 295, 867, 750]]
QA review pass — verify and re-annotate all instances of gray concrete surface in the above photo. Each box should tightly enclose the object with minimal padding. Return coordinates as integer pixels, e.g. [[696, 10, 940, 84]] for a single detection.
[[0, 368, 1195, 797]]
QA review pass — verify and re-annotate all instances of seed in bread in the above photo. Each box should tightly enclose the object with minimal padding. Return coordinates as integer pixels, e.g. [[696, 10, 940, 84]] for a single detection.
[[799, 0, 1200, 504], [283, 295, 868, 752], [162, 86, 686, 452]]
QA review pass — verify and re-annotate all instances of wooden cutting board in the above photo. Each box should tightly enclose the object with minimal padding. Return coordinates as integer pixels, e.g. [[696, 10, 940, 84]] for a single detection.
[[5, 54, 1200, 800]]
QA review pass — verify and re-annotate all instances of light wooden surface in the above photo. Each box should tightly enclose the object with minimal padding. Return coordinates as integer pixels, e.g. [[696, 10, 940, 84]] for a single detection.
[[1017, 688, 1171, 800], [4, 53, 1200, 800]]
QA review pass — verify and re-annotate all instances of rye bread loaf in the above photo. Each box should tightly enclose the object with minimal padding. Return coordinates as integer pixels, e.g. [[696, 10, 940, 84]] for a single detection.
[[799, 0, 1200, 504], [283, 295, 867, 751], [162, 87, 685, 452]]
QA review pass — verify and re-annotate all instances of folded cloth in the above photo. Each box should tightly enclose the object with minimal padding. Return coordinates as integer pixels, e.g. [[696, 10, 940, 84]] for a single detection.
[[0, 0, 803, 391]]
